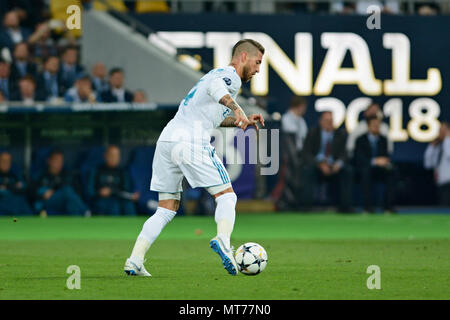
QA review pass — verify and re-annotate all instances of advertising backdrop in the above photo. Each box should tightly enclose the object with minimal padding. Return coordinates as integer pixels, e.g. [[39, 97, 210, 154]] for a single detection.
[[134, 13, 450, 163]]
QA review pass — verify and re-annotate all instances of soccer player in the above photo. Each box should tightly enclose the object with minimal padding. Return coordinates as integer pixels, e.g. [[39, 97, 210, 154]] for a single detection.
[[124, 39, 265, 276]]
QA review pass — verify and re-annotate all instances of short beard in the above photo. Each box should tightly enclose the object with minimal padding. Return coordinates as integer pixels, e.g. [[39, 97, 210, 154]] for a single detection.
[[242, 64, 252, 82]]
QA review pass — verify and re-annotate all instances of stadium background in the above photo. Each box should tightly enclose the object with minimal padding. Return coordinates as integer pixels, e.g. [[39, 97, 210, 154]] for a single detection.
[[0, 0, 449, 215], [0, 0, 449, 301]]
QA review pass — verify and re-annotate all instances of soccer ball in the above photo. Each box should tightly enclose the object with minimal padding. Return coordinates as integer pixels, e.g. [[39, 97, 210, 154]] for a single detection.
[[234, 242, 268, 275]]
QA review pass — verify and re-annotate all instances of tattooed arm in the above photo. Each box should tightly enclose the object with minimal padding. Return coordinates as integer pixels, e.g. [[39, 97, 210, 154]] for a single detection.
[[219, 94, 246, 118], [218, 94, 250, 129], [220, 114, 266, 130], [220, 116, 237, 127]]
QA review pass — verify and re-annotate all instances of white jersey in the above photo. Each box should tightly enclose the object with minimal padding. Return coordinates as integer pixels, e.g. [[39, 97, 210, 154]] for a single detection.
[[158, 66, 242, 146]]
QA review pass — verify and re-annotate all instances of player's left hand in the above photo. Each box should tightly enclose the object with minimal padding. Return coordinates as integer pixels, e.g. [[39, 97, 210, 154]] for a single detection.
[[248, 113, 265, 131]]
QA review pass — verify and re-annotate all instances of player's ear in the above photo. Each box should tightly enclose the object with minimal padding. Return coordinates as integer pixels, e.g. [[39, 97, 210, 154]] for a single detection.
[[241, 51, 248, 63]]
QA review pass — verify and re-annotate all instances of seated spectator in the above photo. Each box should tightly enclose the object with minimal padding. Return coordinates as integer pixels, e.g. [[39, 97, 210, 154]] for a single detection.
[[36, 55, 63, 102], [355, 117, 396, 213], [101, 68, 133, 103], [0, 11, 32, 51], [91, 62, 109, 94], [64, 75, 98, 103], [58, 45, 84, 94], [33, 150, 90, 216], [416, 2, 440, 15], [0, 59, 16, 100], [276, 96, 308, 211], [28, 22, 59, 63], [10, 42, 38, 83], [301, 111, 353, 212], [1, 0, 47, 30], [424, 121, 450, 206], [347, 102, 392, 159], [355, 1, 400, 15], [87, 145, 139, 216], [0, 151, 32, 215], [330, 1, 356, 14], [10, 75, 45, 104], [133, 89, 147, 103]]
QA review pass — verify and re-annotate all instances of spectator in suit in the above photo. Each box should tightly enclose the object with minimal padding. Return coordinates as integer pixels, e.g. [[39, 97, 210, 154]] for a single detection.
[[133, 89, 147, 103], [1, 0, 47, 30], [87, 145, 139, 216], [101, 68, 133, 103], [276, 95, 308, 211], [36, 55, 62, 102], [0, 11, 32, 51], [91, 62, 109, 94], [0, 151, 32, 215], [355, 116, 396, 213], [64, 75, 98, 103], [10, 74, 44, 104], [58, 46, 84, 94], [28, 22, 59, 63], [0, 59, 16, 100], [424, 121, 450, 206], [300, 111, 353, 212], [347, 102, 393, 159], [10, 42, 37, 83], [33, 150, 90, 216]]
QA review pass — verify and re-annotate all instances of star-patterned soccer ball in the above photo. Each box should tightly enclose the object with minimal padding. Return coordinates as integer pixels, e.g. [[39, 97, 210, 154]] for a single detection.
[[234, 242, 268, 275]]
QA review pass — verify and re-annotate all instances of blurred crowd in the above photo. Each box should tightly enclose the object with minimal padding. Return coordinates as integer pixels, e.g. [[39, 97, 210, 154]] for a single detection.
[[0, 2, 148, 105], [274, 96, 450, 213], [161, 0, 447, 15], [0, 145, 141, 216]]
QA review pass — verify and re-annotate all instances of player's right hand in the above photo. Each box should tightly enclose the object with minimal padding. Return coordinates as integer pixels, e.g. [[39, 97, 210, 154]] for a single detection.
[[234, 110, 251, 130]]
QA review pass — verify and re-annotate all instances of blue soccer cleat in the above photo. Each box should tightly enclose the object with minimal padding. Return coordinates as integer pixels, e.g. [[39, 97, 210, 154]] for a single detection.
[[210, 237, 238, 276], [124, 258, 152, 277]]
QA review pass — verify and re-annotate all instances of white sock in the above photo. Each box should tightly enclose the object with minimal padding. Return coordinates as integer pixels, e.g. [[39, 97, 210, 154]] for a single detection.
[[214, 192, 237, 249], [130, 206, 176, 263]]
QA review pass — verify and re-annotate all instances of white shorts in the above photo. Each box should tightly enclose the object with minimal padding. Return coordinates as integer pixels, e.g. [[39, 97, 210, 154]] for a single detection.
[[150, 141, 231, 193]]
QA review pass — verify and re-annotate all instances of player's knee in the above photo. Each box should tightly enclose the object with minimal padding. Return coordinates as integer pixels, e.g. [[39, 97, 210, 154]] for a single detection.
[[207, 182, 233, 198], [158, 199, 180, 212], [158, 192, 181, 212]]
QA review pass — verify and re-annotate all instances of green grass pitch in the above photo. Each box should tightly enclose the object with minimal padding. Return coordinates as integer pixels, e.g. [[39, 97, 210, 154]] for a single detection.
[[0, 213, 449, 300]]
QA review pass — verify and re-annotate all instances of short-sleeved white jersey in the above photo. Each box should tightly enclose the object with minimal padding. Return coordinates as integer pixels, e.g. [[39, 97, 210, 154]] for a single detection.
[[158, 65, 242, 145]]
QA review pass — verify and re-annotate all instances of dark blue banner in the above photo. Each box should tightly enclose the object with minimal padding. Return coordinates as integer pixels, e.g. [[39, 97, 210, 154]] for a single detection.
[[133, 13, 450, 163]]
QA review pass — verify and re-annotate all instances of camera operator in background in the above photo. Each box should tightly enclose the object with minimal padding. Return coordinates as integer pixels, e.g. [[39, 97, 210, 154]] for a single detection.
[[424, 121, 450, 206]]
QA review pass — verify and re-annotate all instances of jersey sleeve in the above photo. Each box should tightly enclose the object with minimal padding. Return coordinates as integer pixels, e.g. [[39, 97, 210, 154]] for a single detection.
[[207, 69, 241, 102]]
